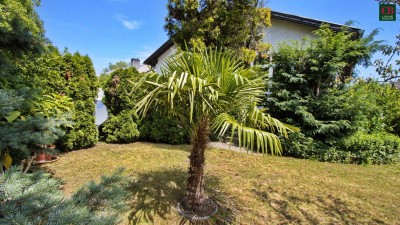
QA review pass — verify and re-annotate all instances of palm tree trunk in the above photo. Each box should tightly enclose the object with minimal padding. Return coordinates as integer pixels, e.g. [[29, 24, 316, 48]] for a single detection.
[[186, 116, 209, 211]]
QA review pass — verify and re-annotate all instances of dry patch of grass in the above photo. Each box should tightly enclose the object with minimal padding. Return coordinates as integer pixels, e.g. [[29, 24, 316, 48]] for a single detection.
[[45, 142, 400, 224]]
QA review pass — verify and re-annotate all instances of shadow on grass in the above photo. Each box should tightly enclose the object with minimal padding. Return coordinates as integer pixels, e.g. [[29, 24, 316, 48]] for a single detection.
[[126, 167, 237, 224], [251, 187, 386, 224]]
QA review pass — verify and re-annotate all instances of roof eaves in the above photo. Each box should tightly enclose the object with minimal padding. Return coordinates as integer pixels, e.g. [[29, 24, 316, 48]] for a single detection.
[[271, 11, 364, 35], [143, 39, 174, 66]]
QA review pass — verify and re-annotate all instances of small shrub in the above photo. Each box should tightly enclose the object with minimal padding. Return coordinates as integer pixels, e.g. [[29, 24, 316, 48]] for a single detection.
[[338, 132, 400, 164], [320, 147, 353, 164], [101, 110, 140, 143], [282, 132, 325, 160], [0, 167, 128, 224], [139, 109, 189, 145], [59, 110, 98, 150]]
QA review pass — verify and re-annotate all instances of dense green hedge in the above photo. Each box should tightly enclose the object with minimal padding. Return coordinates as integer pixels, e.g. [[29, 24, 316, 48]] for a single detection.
[[337, 132, 400, 164], [282, 131, 400, 165]]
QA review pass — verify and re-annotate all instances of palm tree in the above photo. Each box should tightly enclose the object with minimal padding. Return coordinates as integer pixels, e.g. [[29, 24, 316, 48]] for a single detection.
[[136, 48, 294, 214]]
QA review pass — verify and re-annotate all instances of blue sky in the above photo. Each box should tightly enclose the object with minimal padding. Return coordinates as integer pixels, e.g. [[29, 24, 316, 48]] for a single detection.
[[37, 0, 399, 77]]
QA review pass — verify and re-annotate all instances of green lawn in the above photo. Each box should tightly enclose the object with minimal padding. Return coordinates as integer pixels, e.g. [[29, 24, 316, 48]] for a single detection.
[[45, 142, 400, 224]]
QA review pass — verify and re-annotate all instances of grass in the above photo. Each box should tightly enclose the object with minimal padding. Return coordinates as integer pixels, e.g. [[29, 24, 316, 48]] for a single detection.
[[44, 142, 400, 224]]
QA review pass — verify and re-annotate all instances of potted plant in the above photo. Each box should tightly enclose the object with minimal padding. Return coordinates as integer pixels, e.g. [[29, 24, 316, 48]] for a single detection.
[[45, 144, 56, 161], [35, 150, 46, 163]]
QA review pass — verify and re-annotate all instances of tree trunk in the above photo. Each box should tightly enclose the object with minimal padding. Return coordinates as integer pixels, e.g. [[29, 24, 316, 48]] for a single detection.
[[186, 116, 209, 211], [314, 83, 320, 97], [22, 152, 36, 174]]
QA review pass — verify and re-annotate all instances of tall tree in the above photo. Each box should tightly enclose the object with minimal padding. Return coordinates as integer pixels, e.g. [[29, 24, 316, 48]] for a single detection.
[[59, 52, 99, 150], [0, 0, 46, 86], [0, 0, 74, 171], [136, 48, 293, 214], [375, 33, 400, 82], [0, 0, 45, 58], [164, 0, 271, 64], [107, 61, 129, 71]]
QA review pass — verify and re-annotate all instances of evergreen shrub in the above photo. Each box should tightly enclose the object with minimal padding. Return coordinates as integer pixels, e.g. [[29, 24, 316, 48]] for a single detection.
[[281, 132, 321, 160], [101, 110, 140, 143], [103, 67, 142, 115], [60, 110, 98, 150], [139, 108, 189, 145], [60, 52, 99, 150], [0, 167, 128, 224]]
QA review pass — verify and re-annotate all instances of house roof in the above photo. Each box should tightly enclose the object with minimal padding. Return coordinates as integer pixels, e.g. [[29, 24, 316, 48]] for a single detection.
[[144, 11, 364, 66], [143, 39, 174, 66], [271, 11, 363, 34]]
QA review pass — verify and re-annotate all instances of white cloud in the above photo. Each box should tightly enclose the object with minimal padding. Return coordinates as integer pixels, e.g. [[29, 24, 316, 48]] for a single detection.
[[115, 14, 141, 30], [121, 20, 141, 30]]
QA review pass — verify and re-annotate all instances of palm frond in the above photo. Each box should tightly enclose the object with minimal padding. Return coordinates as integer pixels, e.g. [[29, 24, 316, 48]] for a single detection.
[[212, 113, 283, 155], [249, 106, 299, 135]]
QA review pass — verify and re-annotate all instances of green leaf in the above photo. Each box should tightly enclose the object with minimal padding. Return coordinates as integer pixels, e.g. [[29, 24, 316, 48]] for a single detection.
[[5, 111, 21, 123]]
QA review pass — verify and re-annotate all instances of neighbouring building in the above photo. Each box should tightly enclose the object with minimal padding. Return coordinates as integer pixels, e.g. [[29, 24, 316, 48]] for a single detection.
[[131, 58, 151, 73]]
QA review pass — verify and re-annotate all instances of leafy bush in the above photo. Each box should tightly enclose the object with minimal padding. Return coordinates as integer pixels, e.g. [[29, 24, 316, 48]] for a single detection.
[[283, 131, 400, 165], [337, 132, 400, 164], [343, 81, 400, 135], [263, 26, 383, 163], [281, 132, 323, 160], [139, 108, 189, 145], [0, 167, 128, 224], [101, 110, 140, 143], [103, 67, 143, 115]]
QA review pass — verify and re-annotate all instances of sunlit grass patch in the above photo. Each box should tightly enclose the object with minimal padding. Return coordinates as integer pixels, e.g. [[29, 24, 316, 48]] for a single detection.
[[45, 142, 400, 224]]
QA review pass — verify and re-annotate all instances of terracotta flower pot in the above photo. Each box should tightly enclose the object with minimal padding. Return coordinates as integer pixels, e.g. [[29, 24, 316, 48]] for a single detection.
[[35, 151, 46, 163], [45, 153, 53, 161]]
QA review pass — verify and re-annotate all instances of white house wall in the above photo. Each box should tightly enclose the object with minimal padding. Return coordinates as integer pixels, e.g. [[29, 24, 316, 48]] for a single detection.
[[264, 18, 317, 51], [155, 46, 177, 74]]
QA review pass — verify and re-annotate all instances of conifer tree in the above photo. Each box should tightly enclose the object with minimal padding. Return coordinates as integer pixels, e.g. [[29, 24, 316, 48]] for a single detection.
[[165, 0, 271, 64], [0, 167, 129, 224]]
